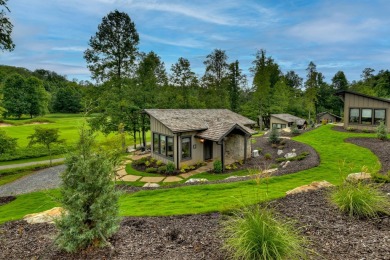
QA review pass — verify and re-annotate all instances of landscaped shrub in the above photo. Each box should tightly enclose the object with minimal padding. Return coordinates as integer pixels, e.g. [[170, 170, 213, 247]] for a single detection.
[[157, 166, 167, 174], [275, 152, 309, 163], [166, 162, 175, 174], [268, 127, 280, 144], [221, 206, 308, 260], [264, 153, 272, 160], [0, 145, 67, 162], [156, 160, 163, 166], [330, 181, 390, 218], [213, 160, 223, 173], [144, 160, 151, 167], [145, 167, 157, 173], [291, 122, 300, 135], [0, 129, 17, 155], [376, 121, 388, 140]]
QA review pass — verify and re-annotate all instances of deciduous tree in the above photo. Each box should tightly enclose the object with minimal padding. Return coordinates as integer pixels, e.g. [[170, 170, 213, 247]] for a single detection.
[[0, 0, 15, 52]]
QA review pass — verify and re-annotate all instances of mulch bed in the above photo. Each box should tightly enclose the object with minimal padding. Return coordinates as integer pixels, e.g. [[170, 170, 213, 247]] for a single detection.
[[346, 137, 390, 173], [1, 185, 389, 259], [0, 196, 16, 206]]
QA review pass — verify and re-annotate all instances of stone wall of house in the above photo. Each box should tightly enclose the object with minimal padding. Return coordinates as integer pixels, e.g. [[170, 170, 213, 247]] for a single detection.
[[225, 134, 251, 161]]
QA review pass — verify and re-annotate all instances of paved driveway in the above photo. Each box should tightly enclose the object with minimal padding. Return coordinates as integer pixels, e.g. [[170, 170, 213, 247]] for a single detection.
[[0, 165, 65, 197]]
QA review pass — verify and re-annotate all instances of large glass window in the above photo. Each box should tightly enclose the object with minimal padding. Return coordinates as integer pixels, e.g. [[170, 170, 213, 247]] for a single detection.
[[361, 109, 372, 124], [181, 137, 191, 160], [160, 135, 166, 155], [167, 137, 174, 158], [349, 108, 360, 123], [272, 123, 287, 129], [374, 109, 386, 125], [153, 133, 159, 153]]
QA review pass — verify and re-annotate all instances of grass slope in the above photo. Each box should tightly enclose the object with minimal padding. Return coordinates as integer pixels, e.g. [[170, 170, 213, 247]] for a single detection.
[[0, 125, 380, 223]]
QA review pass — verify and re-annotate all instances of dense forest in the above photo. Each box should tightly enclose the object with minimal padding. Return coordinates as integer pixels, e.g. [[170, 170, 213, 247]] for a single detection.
[[1, 10, 390, 134]]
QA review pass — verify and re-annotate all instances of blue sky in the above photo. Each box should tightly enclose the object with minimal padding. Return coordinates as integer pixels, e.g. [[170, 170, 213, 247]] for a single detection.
[[2, 0, 390, 84]]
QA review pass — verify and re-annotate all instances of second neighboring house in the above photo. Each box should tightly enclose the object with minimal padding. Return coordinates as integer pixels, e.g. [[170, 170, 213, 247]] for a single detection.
[[270, 114, 307, 130], [316, 112, 342, 124], [335, 90, 390, 131], [144, 109, 256, 171]]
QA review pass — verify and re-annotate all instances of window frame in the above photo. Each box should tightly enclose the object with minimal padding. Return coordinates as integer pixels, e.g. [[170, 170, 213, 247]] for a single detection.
[[181, 136, 192, 160], [349, 108, 360, 124], [361, 108, 373, 125], [374, 109, 386, 125], [152, 132, 174, 161]]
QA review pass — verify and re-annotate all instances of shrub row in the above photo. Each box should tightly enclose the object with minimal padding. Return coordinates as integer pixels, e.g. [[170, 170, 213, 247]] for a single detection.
[[0, 145, 68, 162]]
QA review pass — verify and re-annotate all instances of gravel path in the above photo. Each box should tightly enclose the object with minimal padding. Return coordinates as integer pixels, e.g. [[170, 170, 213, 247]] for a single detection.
[[0, 165, 65, 196], [0, 158, 65, 170]]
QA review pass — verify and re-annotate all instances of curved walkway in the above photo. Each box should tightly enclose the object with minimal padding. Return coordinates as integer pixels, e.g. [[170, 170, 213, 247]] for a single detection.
[[0, 165, 65, 196]]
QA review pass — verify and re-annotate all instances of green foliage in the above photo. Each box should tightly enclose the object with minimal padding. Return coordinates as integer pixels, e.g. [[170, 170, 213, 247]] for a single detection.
[[0, 145, 66, 162], [291, 122, 300, 135], [157, 166, 166, 174], [28, 127, 64, 166], [145, 167, 157, 173], [213, 160, 223, 173], [0, 129, 17, 155], [52, 84, 82, 113], [264, 153, 272, 160], [268, 127, 280, 144], [156, 160, 163, 166], [371, 171, 390, 183], [221, 206, 308, 260], [330, 181, 390, 218], [0, 0, 15, 52], [56, 127, 120, 252], [376, 121, 388, 140], [166, 162, 175, 174]]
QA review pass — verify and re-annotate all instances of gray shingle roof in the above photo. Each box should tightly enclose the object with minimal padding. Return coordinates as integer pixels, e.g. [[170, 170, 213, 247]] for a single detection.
[[271, 114, 307, 126], [144, 109, 256, 141]]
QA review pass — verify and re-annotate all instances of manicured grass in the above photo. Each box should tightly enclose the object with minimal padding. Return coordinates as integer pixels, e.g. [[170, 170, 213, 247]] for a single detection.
[[0, 125, 381, 223], [0, 171, 33, 186], [1, 113, 151, 148]]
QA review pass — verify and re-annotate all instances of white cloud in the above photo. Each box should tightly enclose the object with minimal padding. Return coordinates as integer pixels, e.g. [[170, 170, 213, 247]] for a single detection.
[[141, 33, 205, 48], [51, 46, 86, 52]]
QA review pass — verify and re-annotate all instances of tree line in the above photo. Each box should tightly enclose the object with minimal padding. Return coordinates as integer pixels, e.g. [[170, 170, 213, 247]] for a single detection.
[[1, 9, 390, 142]]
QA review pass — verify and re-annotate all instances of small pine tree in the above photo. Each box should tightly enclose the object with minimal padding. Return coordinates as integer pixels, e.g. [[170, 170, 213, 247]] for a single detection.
[[56, 126, 121, 252], [268, 127, 280, 144], [376, 121, 388, 141], [291, 122, 300, 135]]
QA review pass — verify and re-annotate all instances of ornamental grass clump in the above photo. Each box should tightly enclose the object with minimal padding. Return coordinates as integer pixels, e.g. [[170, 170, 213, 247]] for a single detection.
[[268, 127, 280, 144], [221, 206, 308, 260], [330, 181, 390, 218], [376, 121, 388, 140]]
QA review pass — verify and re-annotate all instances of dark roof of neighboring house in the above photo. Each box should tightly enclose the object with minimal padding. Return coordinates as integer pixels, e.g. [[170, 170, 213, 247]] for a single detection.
[[335, 90, 390, 104], [316, 111, 342, 119], [144, 109, 256, 142], [271, 114, 307, 126]]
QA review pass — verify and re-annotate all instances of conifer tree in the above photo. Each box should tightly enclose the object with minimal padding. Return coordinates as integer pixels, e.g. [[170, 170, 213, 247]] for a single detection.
[[56, 126, 121, 252]]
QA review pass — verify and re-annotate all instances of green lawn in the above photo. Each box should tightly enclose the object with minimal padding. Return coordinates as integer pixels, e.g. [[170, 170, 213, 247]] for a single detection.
[[2, 113, 151, 148], [0, 124, 382, 223]]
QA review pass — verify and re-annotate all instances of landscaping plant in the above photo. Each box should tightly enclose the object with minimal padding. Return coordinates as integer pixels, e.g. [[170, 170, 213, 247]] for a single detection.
[[268, 127, 280, 144], [56, 126, 121, 252], [221, 206, 308, 260], [330, 181, 390, 218], [0, 129, 17, 155], [213, 160, 223, 173], [376, 121, 388, 140]]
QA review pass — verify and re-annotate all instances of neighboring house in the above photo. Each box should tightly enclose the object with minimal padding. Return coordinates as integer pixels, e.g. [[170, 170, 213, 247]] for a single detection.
[[316, 112, 342, 124], [335, 90, 390, 131], [270, 114, 307, 129], [144, 109, 256, 171]]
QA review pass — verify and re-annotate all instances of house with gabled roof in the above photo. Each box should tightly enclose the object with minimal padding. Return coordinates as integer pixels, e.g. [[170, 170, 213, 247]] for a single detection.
[[270, 114, 307, 130], [316, 112, 342, 124], [335, 90, 390, 131], [144, 109, 256, 171]]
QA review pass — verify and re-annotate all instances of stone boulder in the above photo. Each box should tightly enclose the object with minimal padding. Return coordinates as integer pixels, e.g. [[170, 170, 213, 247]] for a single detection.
[[143, 183, 160, 188], [185, 178, 208, 183], [286, 181, 334, 195], [346, 172, 371, 182], [284, 152, 297, 159], [24, 207, 65, 224], [282, 161, 290, 168], [277, 150, 284, 156]]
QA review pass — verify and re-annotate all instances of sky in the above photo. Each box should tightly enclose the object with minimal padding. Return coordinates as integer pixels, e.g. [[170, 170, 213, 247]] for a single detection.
[[1, 0, 390, 85]]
